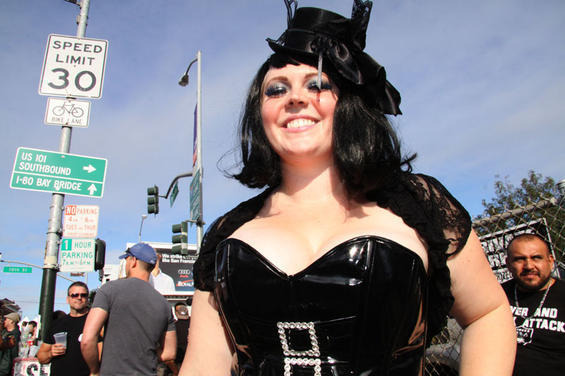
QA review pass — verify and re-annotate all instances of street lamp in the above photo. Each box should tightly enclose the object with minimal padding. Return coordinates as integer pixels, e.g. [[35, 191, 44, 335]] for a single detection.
[[178, 58, 197, 87], [138, 214, 148, 242], [179, 51, 203, 251]]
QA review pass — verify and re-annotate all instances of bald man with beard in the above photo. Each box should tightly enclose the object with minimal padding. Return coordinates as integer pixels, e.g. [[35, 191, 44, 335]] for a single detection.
[[502, 233, 565, 376]]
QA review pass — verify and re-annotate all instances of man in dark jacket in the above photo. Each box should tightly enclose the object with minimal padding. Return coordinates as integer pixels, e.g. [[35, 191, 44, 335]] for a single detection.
[[0, 312, 21, 376]]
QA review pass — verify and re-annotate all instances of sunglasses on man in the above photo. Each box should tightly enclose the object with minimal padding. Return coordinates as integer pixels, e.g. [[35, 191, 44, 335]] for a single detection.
[[69, 293, 88, 299]]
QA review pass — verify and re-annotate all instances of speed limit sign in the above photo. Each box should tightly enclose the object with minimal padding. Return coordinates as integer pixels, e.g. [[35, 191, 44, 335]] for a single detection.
[[39, 34, 108, 99]]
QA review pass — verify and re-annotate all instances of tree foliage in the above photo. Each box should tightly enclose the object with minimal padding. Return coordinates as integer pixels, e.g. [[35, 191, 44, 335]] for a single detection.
[[479, 171, 558, 217], [474, 170, 564, 262]]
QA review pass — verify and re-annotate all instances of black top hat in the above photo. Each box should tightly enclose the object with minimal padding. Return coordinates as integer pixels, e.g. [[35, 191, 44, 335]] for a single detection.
[[267, 0, 402, 115]]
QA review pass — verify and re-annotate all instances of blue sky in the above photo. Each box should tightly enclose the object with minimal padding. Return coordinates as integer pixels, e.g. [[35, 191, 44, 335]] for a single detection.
[[1, 0, 563, 318]]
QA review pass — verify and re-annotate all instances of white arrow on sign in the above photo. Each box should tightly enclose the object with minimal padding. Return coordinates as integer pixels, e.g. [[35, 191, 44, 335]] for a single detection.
[[87, 184, 97, 195], [83, 164, 96, 173]]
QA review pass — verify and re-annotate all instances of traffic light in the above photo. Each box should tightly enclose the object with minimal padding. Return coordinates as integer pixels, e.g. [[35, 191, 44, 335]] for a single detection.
[[172, 221, 188, 255], [94, 238, 106, 271], [147, 185, 159, 214]]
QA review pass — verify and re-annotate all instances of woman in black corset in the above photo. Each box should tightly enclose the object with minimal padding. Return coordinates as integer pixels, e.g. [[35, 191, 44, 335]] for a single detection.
[[180, 1, 516, 375]]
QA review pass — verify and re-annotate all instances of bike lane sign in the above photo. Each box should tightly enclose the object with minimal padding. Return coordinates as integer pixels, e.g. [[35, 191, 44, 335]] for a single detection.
[[39, 34, 108, 99], [45, 97, 91, 127]]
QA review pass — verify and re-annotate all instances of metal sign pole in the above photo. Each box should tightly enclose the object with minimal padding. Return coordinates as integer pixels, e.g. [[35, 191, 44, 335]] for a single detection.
[[196, 51, 203, 251], [38, 0, 91, 340]]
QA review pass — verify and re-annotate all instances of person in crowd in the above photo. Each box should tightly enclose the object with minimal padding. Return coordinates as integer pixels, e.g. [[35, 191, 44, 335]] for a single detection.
[[179, 1, 516, 375], [174, 303, 190, 367], [502, 233, 565, 375], [0, 312, 21, 376], [151, 252, 176, 294], [25, 321, 38, 345], [81, 242, 177, 376], [19, 320, 29, 347], [37, 281, 94, 376], [158, 302, 192, 376]]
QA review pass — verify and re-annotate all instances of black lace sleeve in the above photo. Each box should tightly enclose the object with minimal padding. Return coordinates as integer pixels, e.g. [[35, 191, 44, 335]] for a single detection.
[[370, 173, 472, 340], [193, 188, 274, 291], [401, 174, 471, 255]]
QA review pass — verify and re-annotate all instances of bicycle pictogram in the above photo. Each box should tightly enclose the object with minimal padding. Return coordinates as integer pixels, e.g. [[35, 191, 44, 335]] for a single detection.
[[52, 102, 84, 118]]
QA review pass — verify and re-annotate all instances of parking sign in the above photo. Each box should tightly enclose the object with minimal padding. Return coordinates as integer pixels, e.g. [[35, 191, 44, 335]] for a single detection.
[[60, 238, 95, 272]]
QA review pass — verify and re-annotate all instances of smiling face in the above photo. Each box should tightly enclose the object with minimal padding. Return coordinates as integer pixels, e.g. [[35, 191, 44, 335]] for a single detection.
[[507, 236, 554, 291], [260, 63, 338, 165]]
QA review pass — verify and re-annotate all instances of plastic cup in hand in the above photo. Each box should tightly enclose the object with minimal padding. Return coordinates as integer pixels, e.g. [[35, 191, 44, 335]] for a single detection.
[[53, 332, 67, 347]]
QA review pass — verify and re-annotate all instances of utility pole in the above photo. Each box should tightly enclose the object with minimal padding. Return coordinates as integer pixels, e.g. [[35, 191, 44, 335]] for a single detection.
[[38, 0, 91, 340], [179, 51, 204, 250], [195, 50, 203, 249]]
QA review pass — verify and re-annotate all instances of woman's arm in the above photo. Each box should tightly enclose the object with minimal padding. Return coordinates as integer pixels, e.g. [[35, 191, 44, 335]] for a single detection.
[[448, 230, 516, 376], [179, 289, 233, 376]]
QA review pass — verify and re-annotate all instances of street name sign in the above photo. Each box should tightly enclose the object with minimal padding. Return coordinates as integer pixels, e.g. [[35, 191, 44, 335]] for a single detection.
[[10, 147, 107, 198], [39, 34, 108, 99], [63, 205, 99, 238], [190, 168, 202, 221], [3, 266, 32, 273], [170, 181, 179, 208], [59, 238, 95, 272], [45, 97, 91, 127]]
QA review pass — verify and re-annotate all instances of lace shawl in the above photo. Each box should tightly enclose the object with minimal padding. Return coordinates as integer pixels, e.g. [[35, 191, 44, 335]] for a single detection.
[[193, 173, 471, 341]]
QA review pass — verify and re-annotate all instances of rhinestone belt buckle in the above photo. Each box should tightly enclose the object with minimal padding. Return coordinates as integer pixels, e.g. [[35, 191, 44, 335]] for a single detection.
[[277, 321, 322, 376]]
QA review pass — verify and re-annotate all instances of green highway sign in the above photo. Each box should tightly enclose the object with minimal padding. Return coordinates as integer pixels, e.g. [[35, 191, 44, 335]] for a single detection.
[[10, 147, 107, 198], [3, 266, 33, 273], [170, 181, 179, 208], [190, 168, 202, 221]]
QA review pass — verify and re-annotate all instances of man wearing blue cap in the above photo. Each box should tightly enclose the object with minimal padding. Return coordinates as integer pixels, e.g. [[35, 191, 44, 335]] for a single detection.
[[81, 243, 177, 376]]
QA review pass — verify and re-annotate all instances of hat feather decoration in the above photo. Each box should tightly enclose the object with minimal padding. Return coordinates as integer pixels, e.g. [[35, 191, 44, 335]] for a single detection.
[[268, 0, 402, 115]]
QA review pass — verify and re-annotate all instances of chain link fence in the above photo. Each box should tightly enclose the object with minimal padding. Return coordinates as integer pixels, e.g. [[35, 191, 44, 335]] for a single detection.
[[424, 179, 565, 376]]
